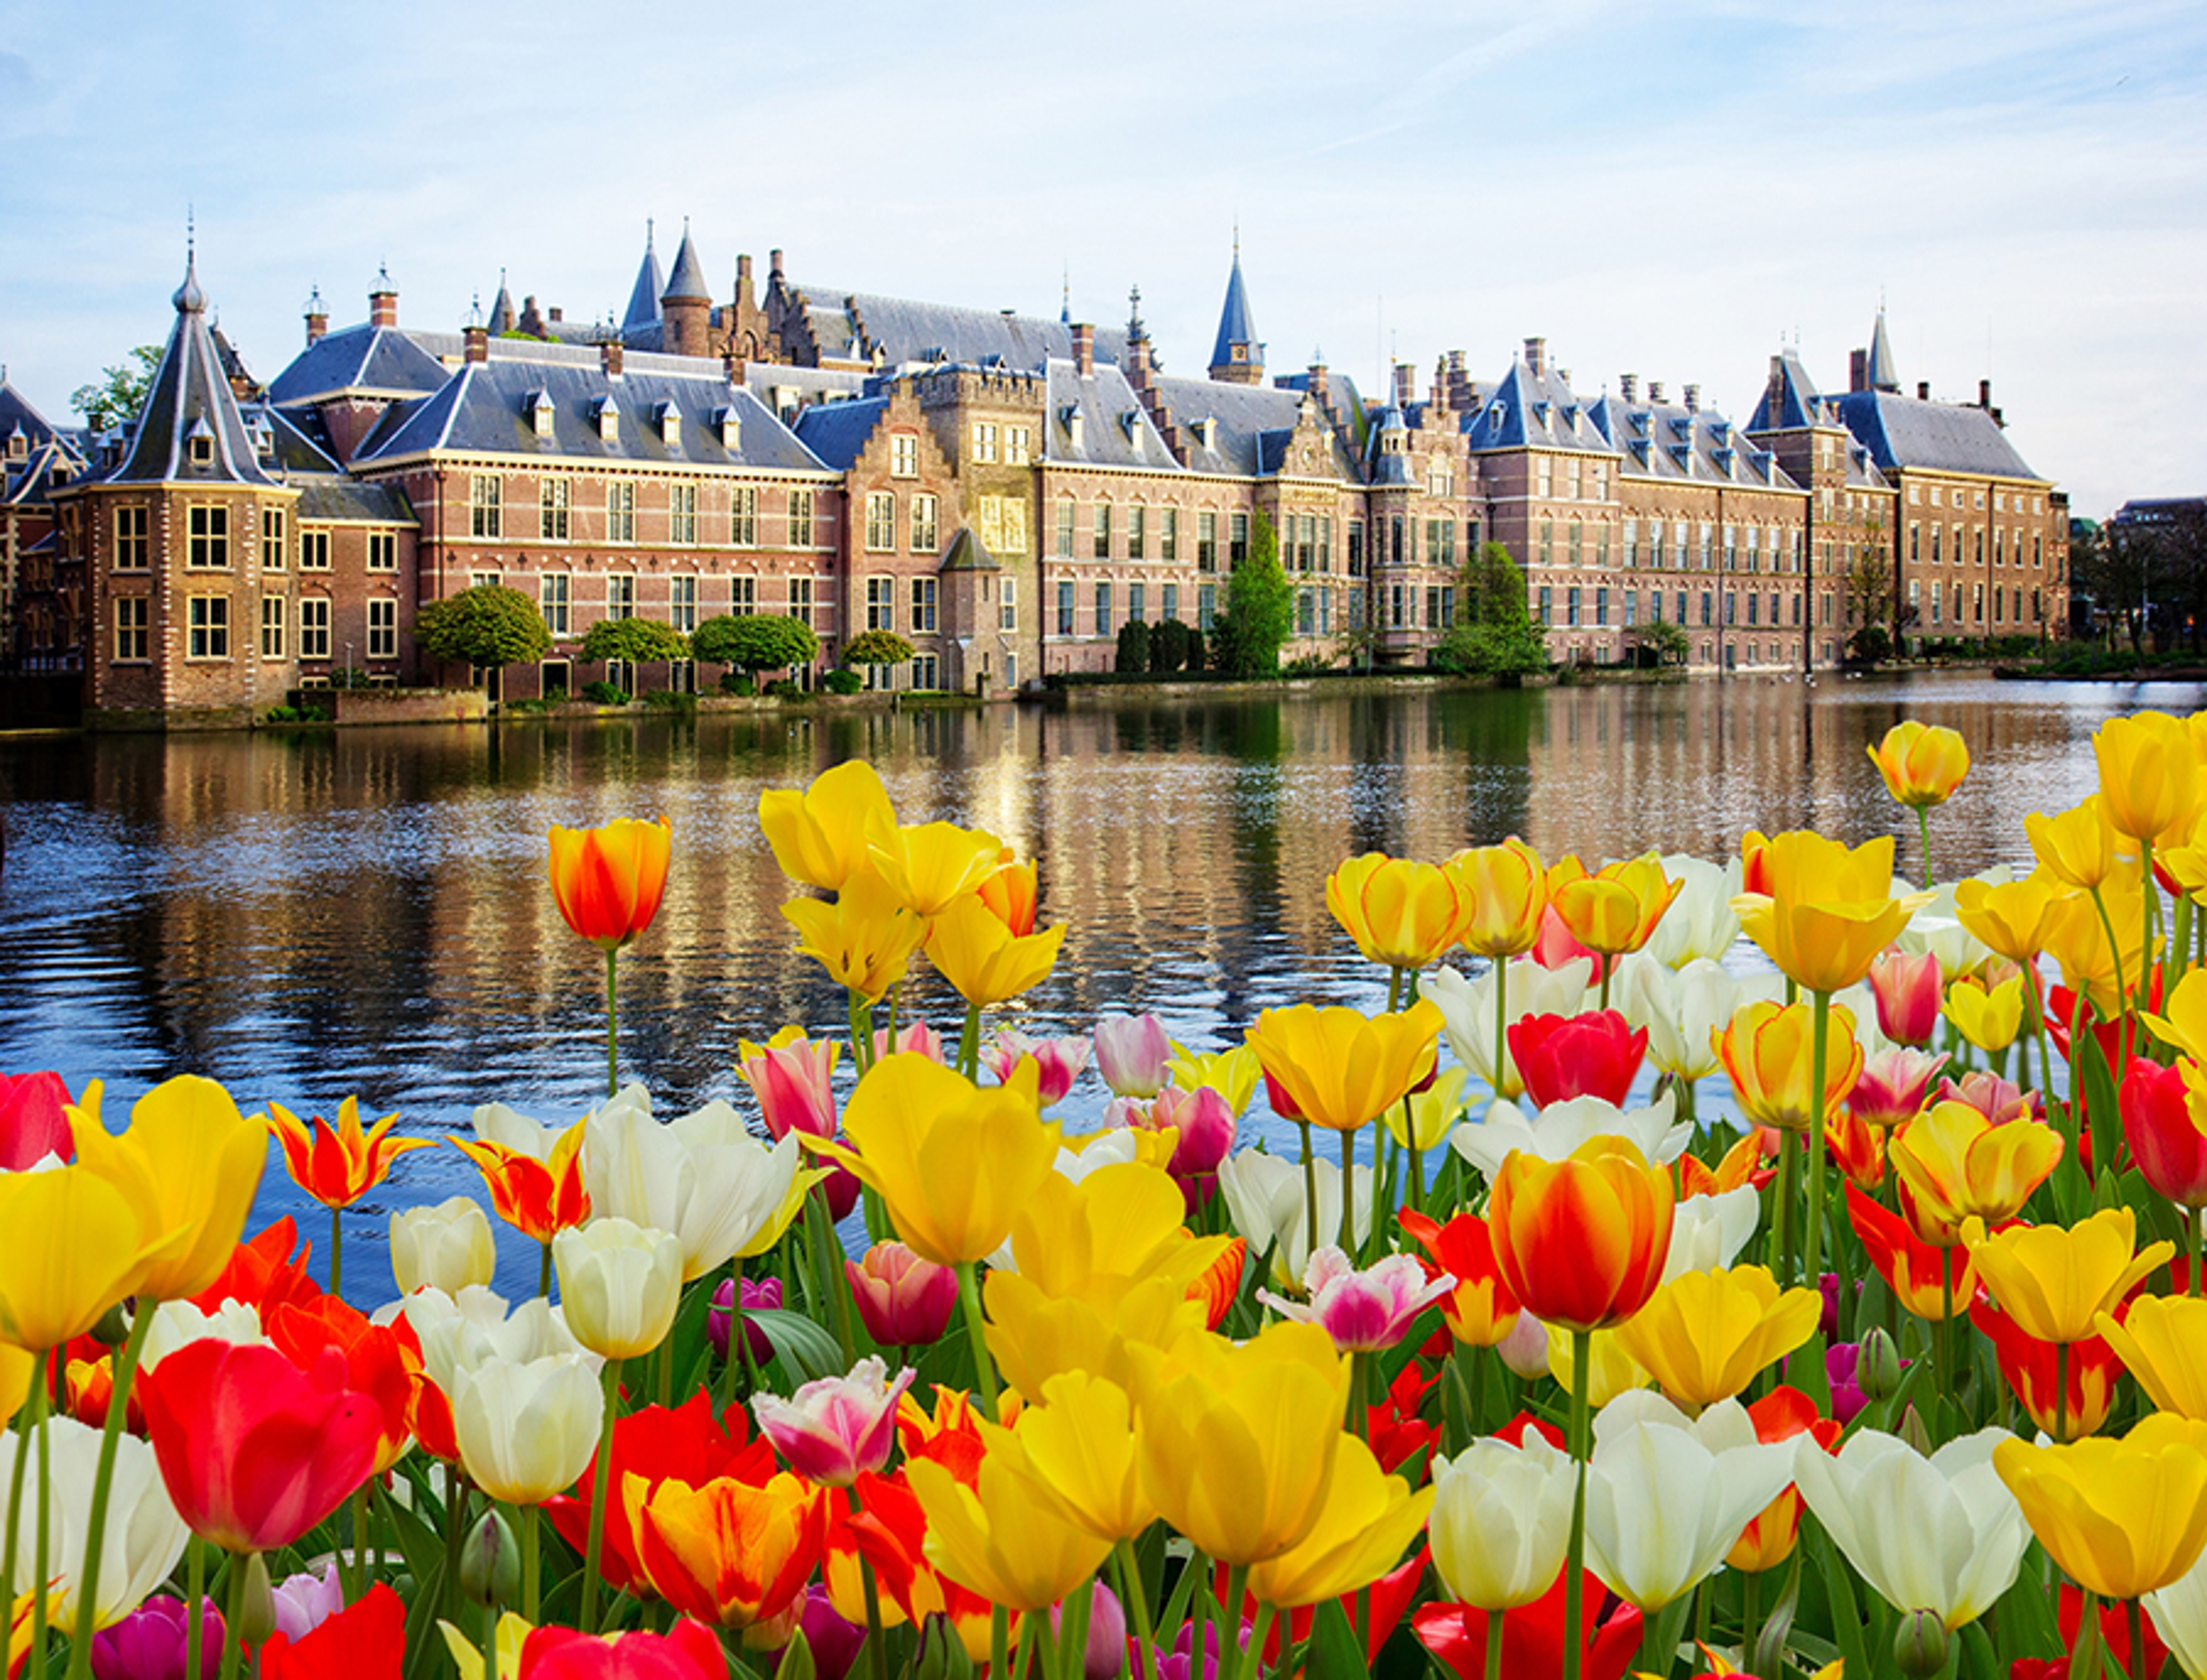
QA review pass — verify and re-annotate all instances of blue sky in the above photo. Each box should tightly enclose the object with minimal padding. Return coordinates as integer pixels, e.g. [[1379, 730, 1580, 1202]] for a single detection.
[[2, 0, 2201, 515]]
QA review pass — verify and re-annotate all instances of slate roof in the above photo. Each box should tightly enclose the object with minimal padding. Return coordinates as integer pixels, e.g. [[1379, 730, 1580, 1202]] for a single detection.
[[939, 527, 999, 572], [791, 397, 887, 470], [0, 377, 66, 456], [1272, 370, 1371, 452], [488, 278, 517, 336], [1147, 375, 1360, 480], [789, 285, 1129, 372], [662, 225, 710, 303], [105, 257, 281, 487], [1867, 308, 1900, 393], [623, 231, 663, 332], [1210, 254, 1258, 367], [1461, 360, 1619, 457], [1744, 351, 1830, 435], [1366, 408, 1416, 486], [1045, 360, 1182, 472], [3, 440, 82, 508], [1585, 393, 1799, 491], [1834, 391, 2043, 482], [266, 324, 452, 406]]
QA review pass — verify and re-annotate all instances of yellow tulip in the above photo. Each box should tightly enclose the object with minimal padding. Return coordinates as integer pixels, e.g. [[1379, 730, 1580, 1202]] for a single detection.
[[1387, 1066, 1468, 1151], [1542, 1324, 1652, 1408], [817, 1055, 1059, 1266], [1731, 832, 1921, 993], [69, 1075, 265, 1303], [1136, 1321, 1351, 1566], [1712, 999, 1864, 1132], [2144, 968, 2207, 1065], [923, 893, 1066, 1007], [758, 759, 896, 891], [1943, 976, 2027, 1055], [1245, 1435, 1434, 1610], [982, 1371, 1154, 1542], [1325, 853, 1466, 970], [781, 867, 926, 1004], [985, 1272, 1204, 1405], [1953, 873, 2070, 964], [2041, 889, 2154, 1020], [1447, 839, 1548, 958], [1546, 854, 1683, 956], [1868, 721, 1971, 809], [1009, 1162, 1226, 1300], [1994, 1412, 2207, 1601], [1611, 1264, 1822, 1409], [1959, 1207, 2170, 1345], [2025, 795, 2130, 891], [867, 818, 1005, 918], [906, 1448, 1113, 1614], [2098, 1293, 2207, 1417], [1245, 1000, 1441, 1133], [1166, 1044, 1260, 1117], [0, 1168, 160, 1352], [2096, 711, 2201, 843], [1889, 1101, 2064, 1245]]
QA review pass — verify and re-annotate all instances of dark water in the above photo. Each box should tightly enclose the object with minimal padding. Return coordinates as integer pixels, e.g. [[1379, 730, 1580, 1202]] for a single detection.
[[3, 672, 2198, 1299]]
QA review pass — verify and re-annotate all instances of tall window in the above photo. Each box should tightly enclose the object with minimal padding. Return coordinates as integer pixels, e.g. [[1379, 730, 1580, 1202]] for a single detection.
[[1199, 583, 1216, 628], [789, 489, 816, 547], [866, 493, 895, 552], [299, 597, 330, 659], [671, 576, 698, 632], [1129, 506, 1147, 561], [670, 484, 697, 546], [999, 577, 1018, 632], [470, 475, 502, 539], [260, 595, 285, 659], [1162, 582, 1178, 622], [367, 531, 398, 571], [731, 576, 758, 616], [540, 478, 571, 541], [115, 508, 149, 571], [1055, 498, 1075, 556], [972, 424, 999, 464], [606, 482, 636, 543], [1093, 582, 1113, 636], [367, 599, 397, 659], [890, 435, 919, 478], [299, 530, 330, 571], [1230, 513, 1249, 564], [260, 508, 286, 570], [1093, 503, 1113, 560], [1161, 508, 1179, 563], [910, 578, 937, 632], [1319, 516, 1333, 572], [1006, 426, 1032, 465], [540, 574, 571, 636], [1128, 583, 1146, 624], [866, 577, 895, 631], [1539, 521, 1552, 568], [1056, 581, 1075, 637], [912, 494, 939, 556], [731, 486, 758, 547], [114, 597, 149, 660], [607, 576, 636, 621], [187, 595, 229, 658], [1198, 512, 1218, 572], [1347, 520, 1364, 576], [786, 576, 812, 624], [188, 505, 230, 569]]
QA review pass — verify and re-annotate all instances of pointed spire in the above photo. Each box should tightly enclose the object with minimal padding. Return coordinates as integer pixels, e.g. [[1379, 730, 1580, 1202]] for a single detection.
[[1209, 234, 1260, 383], [489, 267, 516, 335], [662, 216, 710, 304], [1060, 263, 1070, 326], [623, 224, 665, 330], [173, 213, 205, 314], [1128, 283, 1145, 342], [1868, 305, 1900, 393]]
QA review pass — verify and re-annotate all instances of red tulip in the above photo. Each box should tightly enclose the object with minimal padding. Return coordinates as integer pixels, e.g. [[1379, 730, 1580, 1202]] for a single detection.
[[189, 1218, 321, 1319], [257, 1584, 404, 1680], [266, 1297, 417, 1476], [0, 1071, 72, 1170], [1412, 1570, 1643, 1680], [1398, 1208, 1521, 1348], [1968, 1297, 2129, 1441], [2121, 1055, 2207, 1208], [518, 1622, 725, 1680], [1530, 907, 1613, 981], [1867, 949, 1943, 1048], [547, 819, 671, 953], [1506, 1011, 1646, 1109], [1220, 1546, 1429, 1669], [138, 1339, 383, 1555], [1366, 1364, 1439, 1477]]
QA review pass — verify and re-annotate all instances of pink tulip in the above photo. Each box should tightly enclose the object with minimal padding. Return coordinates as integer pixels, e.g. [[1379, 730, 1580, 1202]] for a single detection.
[[1147, 1084, 1238, 1177], [1848, 1047, 1948, 1127], [751, 1356, 916, 1487], [981, 1031, 1091, 1106], [1933, 1070, 2040, 1127], [1093, 1013, 1172, 1098], [736, 1033, 839, 1141], [1531, 905, 1614, 981], [0, 1070, 74, 1170], [268, 1562, 344, 1643], [1257, 1248, 1455, 1352], [845, 1243, 958, 1347], [1868, 948, 1943, 1047], [871, 1021, 947, 1065], [1052, 1583, 1126, 1680], [91, 1597, 224, 1680]]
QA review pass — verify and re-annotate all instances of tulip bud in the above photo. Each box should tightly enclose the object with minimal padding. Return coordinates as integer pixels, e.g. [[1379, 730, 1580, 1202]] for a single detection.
[[1495, 1309, 1552, 1379], [1859, 1326, 1903, 1402], [914, 1614, 975, 1680], [232, 1554, 278, 1650], [390, 1195, 498, 1296], [1051, 1585, 1126, 1680], [1897, 1402, 1933, 1458], [1094, 1013, 1172, 1098], [1893, 1609, 1948, 1678], [459, 1509, 520, 1608], [91, 1304, 131, 1347]]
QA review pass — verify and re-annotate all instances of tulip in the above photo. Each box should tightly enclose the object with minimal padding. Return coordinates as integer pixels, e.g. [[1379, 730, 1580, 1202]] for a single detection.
[[1610, 1264, 1821, 1410], [1544, 855, 1682, 964], [865, 818, 1005, 918], [267, 1295, 416, 1477], [1217, 1150, 1372, 1290], [1412, 1568, 1642, 1680], [2096, 710, 2200, 843], [1450, 1090, 1690, 1180], [1889, 1101, 2063, 1244], [2148, 1547, 2207, 1680], [582, 1097, 803, 1282], [1713, 999, 1863, 1132], [1325, 852, 1467, 971], [265, 1564, 342, 1644], [1868, 948, 1944, 1047], [1446, 839, 1549, 958], [981, 1032, 1089, 1106], [0, 1167, 159, 1352], [2096, 1292, 2207, 1417], [707, 1277, 780, 1367], [1001, 1160, 1226, 1302], [3, 1414, 187, 1629], [1727, 1386, 1841, 1574], [1615, 956, 1742, 1089], [137, 1339, 383, 1555], [1429, 956, 1593, 1102], [517, 1621, 726, 1680], [264, 1097, 427, 1213], [1954, 872, 2067, 966], [783, 867, 926, 1005], [548, 818, 671, 950], [1659, 1187, 1762, 1284], [554, 1218, 682, 1361], [0, 1070, 74, 1170], [1944, 975, 2027, 1055], [1931, 1068, 2038, 1127], [1793, 1426, 2029, 1629], [1960, 1205, 2169, 1345], [1506, 1010, 1646, 1110], [1731, 831, 1921, 994], [976, 850, 1038, 935], [905, 1447, 1113, 1614], [1094, 1014, 1174, 1098], [979, 1368, 1152, 1543], [449, 1111, 591, 1247], [1994, 1412, 2207, 1601], [759, 760, 895, 892], [1257, 1247, 1454, 1352], [1847, 1184, 1978, 1321], [736, 1029, 840, 1140], [89, 1597, 222, 1680], [1543, 1324, 1652, 1408], [389, 1195, 497, 1297], [255, 1585, 405, 1680], [843, 1243, 956, 1348], [1145, 1083, 1240, 1181], [1848, 1046, 1947, 1129], [453, 1353, 605, 1507], [2026, 795, 2130, 892], [1641, 855, 1743, 968], [2122, 1055, 2207, 1225], [1825, 1343, 1871, 1426], [1870, 720, 1970, 809], [1428, 1435, 1575, 1609], [1488, 1135, 1674, 1336], [1971, 1297, 2125, 1441], [1242, 1435, 1433, 1610], [925, 893, 1067, 1008], [1399, 1210, 1521, 1347], [404, 1287, 592, 1460], [752, 1357, 915, 1487], [1247, 1001, 1441, 1133]]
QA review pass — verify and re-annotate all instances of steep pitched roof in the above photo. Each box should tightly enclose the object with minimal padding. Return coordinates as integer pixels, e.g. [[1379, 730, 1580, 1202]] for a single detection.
[[0, 376, 65, 456], [1147, 375, 1359, 480], [1209, 253, 1257, 367], [662, 224, 710, 304], [1867, 307, 1900, 393], [488, 275, 517, 335], [623, 228, 664, 330], [105, 256, 280, 487], [266, 324, 452, 407], [791, 396, 888, 470], [1835, 391, 2042, 481], [1045, 360, 1181, 471], [1744, 350, 1833, 434], [1586, 392, 1798, 491], [939, 527, 1000, 572], [1461, 359, 1617, 457]]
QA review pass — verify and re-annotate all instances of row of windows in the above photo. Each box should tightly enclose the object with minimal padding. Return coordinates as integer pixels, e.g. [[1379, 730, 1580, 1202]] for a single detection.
[[474, 478, 821, 548], [863, 493, 941, 555], [121, 508, 398, 573], [968, 424, 1034, 466], [529, 572, 827, 638], [1609, 520, 1806, 574], [1906, 523, 2047, 569], [859, 576, 1017, 636], [1908, 484, 2050, 515], [1056, 580, 1211, 636], [126, 596, 397, 662], [1052, 504, 1256, 570], [1531, 586, 1813, 631], [1905, 580, 2045, 626]]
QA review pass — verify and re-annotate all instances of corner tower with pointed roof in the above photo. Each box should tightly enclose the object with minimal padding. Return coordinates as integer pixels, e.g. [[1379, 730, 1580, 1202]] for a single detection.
[[660, 221, 714, 359], [1208, 237, 1263, 386], [622, 223, 663, 337]]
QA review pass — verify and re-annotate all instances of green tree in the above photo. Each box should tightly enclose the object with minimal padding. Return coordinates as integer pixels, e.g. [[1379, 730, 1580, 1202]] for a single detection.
[[689, 612, 819, 677], [1209, 510, 1293, 677], [70, 346, 163, 432], [1115, 619, 1152, 673], [1435, 542, 1548, 675], [1149, 618, 1191, 674], [578, 617, 690, 666], [1628, 617, 1690, 668], [841, 629, 915, 667], [413, 585, 553, 677]]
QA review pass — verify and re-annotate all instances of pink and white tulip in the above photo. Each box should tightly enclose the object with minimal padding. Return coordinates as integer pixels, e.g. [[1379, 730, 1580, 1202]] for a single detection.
[[1093, 1013, 1173, 1098], [736, 1031, 840, 1141], [1258, 1247, 1455, 1352], [752, 1356, 917, 1487], [1868, 949, 1943, 1048], [872, 1021, 947, 1065], [1850, 1047, 1948, 1128], [982, 1031, 1091, 1106]]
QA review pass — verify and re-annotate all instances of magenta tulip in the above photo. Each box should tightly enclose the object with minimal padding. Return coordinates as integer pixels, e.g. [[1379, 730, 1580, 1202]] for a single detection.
[[844, 1242, 958, 1347]]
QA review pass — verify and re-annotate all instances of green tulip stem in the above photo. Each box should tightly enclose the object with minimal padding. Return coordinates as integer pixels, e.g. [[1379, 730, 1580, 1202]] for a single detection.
[[518, 1501, 540, 1625], [1917, 806, 1936, 895], [65, 1298, 157, 1680], [1563, 1327, 1593, 1680], [1059, 1574, 1094, 1680], [2087, 886, 2132, 1070], [580, 1359, 618, 1632], [1494, 956, 1511, 1105], [1740, 1569, 1760, 1680], [2174, 895, 2195, 1004], [810, 1187, 858, 1368], [1479, 1606, 1504, 1680], [216, 1548, 251, 1680], [329, 1204, 344, 1301], [1218, 1567, 1249, 1680], [1407, 1110, 1427, 1211], [28, 1355, 49, 1680], [2074, 1589, 2106, 1680], [2142, 837, 2161, 1017], [1014, 1601, 1043, 1680], [605, 947, 620, 1102], [538, 1241, 553, 1301], [348, 1481, 371, 1601], [1340, 1125, 1358, 1255], [1805, 990, 1832, 1293], [1244, 1604, 1276, 1680], [1112, 1541, 1157, 1680], [991, 1605, 1011, 1680], [184, 1540, 206, 1680], [2189, 1212, 2202, 1298], [481, 1598, 498, 1680], [1771, 1121, 1798, 1289], [443, 1463, 469, 1623], [1297, 1118, 1320, 1270], [956, 1262, 999, 1424], [2127, 1596, 2148, 1680], [0, 1394, 28, 1635], [958, 1003, 984, 1083], [848, 994, 875, 1079]]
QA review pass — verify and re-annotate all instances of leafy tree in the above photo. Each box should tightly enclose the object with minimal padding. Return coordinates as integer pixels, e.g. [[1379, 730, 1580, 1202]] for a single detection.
[[690, 613, 818, 676], [1841, 541, 1897, 650], [70, 346, 163, 432], [1209, 510, 1293, 677], [1847, 624, 1894, 665], [1629, 617, 1690, 668], [414, 585, 552, 675], [1149, 618, 1191, 674], [1115, 620, 1152, 673], [841, 629, 915, 667], [1435, 543, 1548, 675], [578, 617, 690, 666]]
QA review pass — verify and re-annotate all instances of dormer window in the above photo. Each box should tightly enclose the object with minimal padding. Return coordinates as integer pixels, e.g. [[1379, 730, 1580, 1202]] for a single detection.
[[4, 429, 24, 463], [528, 390, 555, 440], [184, 416, 214, 467], [1121, 411, 1143, 444], [716, 406, 741, 450], [656, 402, 680, 447], [1197, 417, 1218, 450], [594, 395, 621, 444], [1489, 401, 1508, 430]]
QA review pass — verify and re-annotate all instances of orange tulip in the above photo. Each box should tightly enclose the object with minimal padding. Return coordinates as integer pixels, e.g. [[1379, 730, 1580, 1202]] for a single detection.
[[1824, 1104, 1888, 1191], [1447, 839, 1548, 958], [1544, 855, 1681, 957], [1867, 722, 1970, 809], [1887, 1101, 2063, 1246], [267, 1294, 418, 1475], [976, 853, 1038, 937], [1488, 1136, 1673, 1335], [1188, 1237, 1247, 1332], [448, 1120, 591, 1244], [625, 1469, 830, 1631], [1713, 1001, 1864, 1132], [1398, 1209, 1521, 1348], [548, 818, 671, 951], [265, 1097, 430, 1211], [1726, 1386, 1840, 1573]]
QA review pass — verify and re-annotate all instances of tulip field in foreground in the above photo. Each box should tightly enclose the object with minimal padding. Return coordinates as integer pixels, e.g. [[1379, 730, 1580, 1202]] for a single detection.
[[21, 716, 2207, 1680]]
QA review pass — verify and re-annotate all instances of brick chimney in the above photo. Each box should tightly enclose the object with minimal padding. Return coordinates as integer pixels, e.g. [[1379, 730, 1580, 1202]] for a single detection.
[[1392, 362, 1415, 409], [1917, 380, 1931, 401], [1307, 359, 1329, 402], [1522, 337, 1546, 376], [1620, 372, 1639, 403], [1684, 383, 1700, 413], [305, 290, 329, 347], [368, 267, 398, 329], [724, 348, 745, 385], [770, 249, 784, 279], [1979, 378, 1993, 410], [1071, 323, 1094, 376], [602, 338, 625, 377], [464, 321, 489, 364], [1848, 349, 1868, 393]]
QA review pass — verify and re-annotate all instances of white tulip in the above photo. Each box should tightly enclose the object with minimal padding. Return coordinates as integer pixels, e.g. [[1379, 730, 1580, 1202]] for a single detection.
[[470, 1099, 579, 1160], [452, 1354, 605, 1507], [405, 1286, 597, 1403], [1645, 855, 1743, 968], [1581, 1391, 1798, 1612], [137, 1298, 266, 1372], [6, 1415, 188, 1629], [1428, 958, 1594, 1100], [1494, 1309, 1552, 1378], [1216, 1149, 1372, 1289], [1429, 1436, 1577, 1610], [552, 1217, 683, 1361], [1660, 1185, 1763, 1283], [2147, 1544, 2207, 1679], [1449, 1090, 1690, 1179], [583, 1098, 801, 1282], [1616, 955, 1738, 1083], [1791, 1426, 2028, 1630], [390, 1195, 498, 1296], [1895, 871, 2007, 982]]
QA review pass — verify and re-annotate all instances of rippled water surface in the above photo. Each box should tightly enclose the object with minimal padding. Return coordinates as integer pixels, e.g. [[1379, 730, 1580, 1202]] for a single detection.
[[4, 671, 2198, 1298]]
